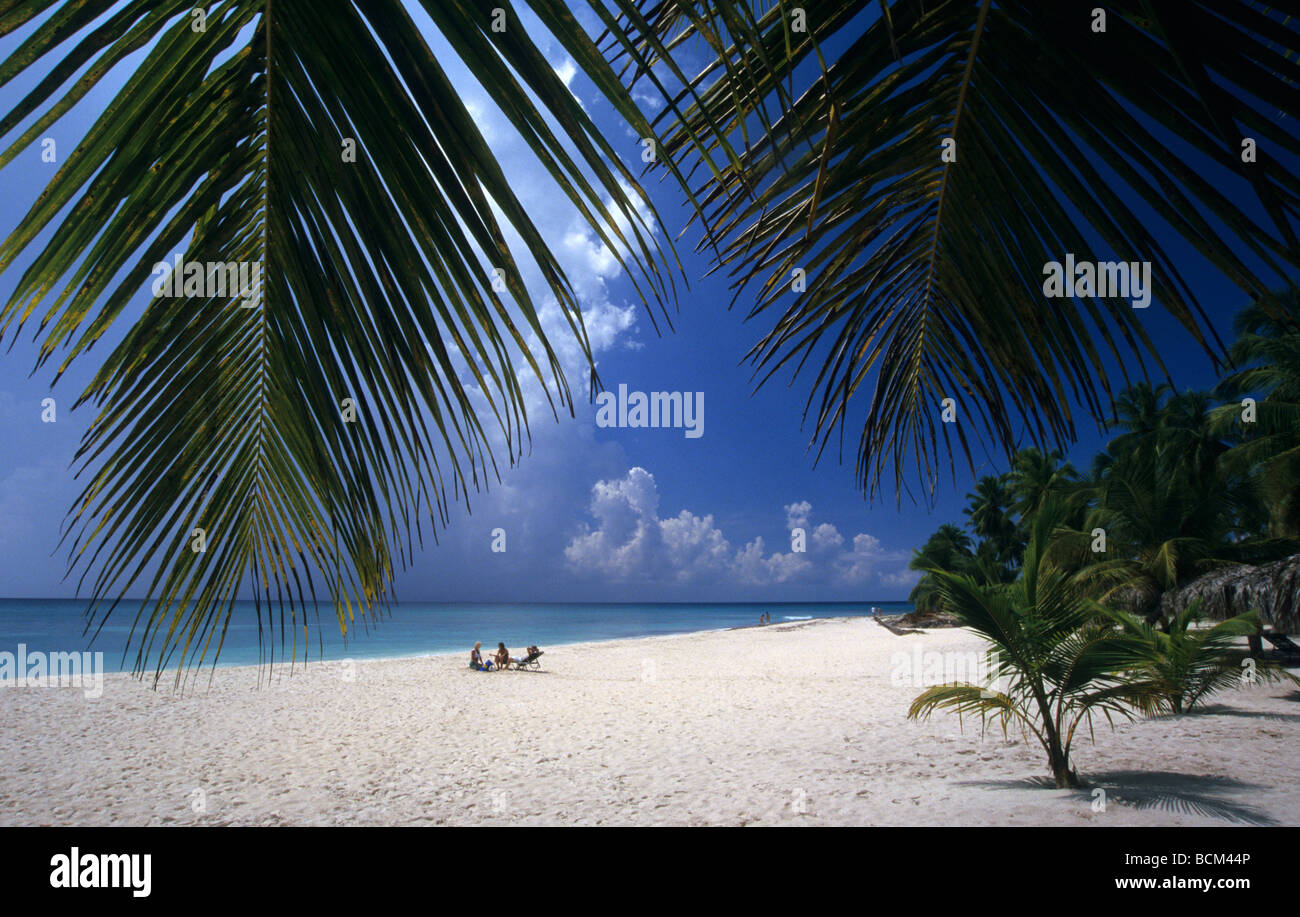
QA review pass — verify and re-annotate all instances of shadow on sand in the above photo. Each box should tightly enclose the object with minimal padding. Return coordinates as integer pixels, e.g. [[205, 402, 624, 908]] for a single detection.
[[958, 771, 1275, 825], [1180, 702, 1300, 722]]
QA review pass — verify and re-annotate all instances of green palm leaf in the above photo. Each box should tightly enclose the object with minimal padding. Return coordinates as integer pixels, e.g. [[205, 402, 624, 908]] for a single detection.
[[0, 1, 682, 683], [635, 0, 1300, 499]]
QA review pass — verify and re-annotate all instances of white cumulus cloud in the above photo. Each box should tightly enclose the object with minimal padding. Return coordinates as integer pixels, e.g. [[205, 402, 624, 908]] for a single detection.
[[567, 475, 912, 591]]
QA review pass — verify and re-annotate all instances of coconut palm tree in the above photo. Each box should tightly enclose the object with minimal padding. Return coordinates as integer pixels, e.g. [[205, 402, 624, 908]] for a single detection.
[[907, 522, 974, 610], [1008, 447, 1081, 526], [1214, 288, 1300, 537], [1063, 381, 1294, 622], [1096, 381, 1171, 474], [909, 523, 973, 571], [965, 474, 1019, 568], [908, 499, 1158, 788], [1161, 390, 1234, 495]]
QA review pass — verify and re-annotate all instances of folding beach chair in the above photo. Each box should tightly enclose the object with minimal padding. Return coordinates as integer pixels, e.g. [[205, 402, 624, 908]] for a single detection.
[[514, 648, 544, 671]]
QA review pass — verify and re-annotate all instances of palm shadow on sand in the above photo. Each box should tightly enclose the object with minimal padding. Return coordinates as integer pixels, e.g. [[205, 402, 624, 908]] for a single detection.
[[958, 771, 1275, 825], [1179, 702, 1300, 722]]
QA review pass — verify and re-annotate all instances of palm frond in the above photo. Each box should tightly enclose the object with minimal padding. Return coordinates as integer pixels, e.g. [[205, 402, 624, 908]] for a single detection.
[[0, 1, 680, 682], [639, 0, 1300, 499]]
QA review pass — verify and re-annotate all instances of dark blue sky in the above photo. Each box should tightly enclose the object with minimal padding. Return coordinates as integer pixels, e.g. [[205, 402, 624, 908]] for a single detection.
[[0, 5, 1286, 604]]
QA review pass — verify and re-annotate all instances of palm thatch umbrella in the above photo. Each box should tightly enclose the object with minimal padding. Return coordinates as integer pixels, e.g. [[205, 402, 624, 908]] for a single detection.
[[1153, 555, 1300, 634]]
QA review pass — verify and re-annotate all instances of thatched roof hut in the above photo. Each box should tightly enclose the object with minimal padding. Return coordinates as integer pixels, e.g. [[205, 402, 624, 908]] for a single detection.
[[1156, 554, 1300, 632]]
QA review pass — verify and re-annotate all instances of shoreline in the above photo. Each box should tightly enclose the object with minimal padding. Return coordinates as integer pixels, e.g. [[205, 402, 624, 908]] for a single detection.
[[70, 613, 888, 678]]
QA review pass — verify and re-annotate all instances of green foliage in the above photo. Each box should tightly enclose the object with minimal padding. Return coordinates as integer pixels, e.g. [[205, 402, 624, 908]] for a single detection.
[[912, 295, 1300, 625], [0, 1, 683, 682], [625, 0, 1300, 499], [1109, 601, 1297, 714], [908, 500, 1158, 788], [908, 523, 974, 610], [1214, 290, 1300, 537]]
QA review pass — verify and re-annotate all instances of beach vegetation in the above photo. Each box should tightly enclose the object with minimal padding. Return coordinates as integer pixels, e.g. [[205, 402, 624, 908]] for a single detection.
[[1106, 600, 1297, 715], [907, 499, 1158, 788]]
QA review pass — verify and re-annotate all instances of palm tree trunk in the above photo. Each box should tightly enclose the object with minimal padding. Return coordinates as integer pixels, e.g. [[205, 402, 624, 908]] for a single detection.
[[1047, 738, 1080, 788], [1036, 694, 1080, 788]]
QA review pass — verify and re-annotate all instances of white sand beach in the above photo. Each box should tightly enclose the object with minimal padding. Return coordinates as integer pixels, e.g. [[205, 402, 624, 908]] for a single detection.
[[1, 618, 1296, 826]]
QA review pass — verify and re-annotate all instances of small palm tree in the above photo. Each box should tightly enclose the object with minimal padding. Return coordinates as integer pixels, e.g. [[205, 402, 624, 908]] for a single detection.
[[908, 500, 1156, 788], [1109, 601, 1296, 715]]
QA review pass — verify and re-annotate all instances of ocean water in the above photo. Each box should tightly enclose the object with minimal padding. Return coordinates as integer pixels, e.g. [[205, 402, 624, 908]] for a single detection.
[[0, 598, 912, 672]]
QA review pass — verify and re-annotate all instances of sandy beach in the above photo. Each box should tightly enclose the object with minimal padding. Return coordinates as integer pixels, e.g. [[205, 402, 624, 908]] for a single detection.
[[1, 618, 1296, 826]]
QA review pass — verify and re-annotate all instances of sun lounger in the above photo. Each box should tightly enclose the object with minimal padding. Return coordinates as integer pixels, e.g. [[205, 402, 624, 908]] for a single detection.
[[513, 649, 544, 670], [1262, 632, 1300, 661]]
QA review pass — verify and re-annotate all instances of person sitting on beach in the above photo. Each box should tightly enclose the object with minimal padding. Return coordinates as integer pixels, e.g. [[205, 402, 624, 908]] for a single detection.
[[494, 642, 511, 670], [470, 641, 493, 671]]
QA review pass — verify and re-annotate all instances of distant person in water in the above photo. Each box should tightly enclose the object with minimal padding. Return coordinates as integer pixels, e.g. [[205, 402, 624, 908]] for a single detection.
[[470, 641, 493, 671]]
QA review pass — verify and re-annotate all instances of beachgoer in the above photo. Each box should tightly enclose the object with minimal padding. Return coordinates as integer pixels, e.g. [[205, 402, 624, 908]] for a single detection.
[[495, 642, 511, 670], [470, 641, 493, 671]]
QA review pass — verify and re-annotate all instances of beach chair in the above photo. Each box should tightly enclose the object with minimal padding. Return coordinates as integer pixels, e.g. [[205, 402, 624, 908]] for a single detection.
[[514, 649, 544, 671], [1262, 632, 1300, 662]]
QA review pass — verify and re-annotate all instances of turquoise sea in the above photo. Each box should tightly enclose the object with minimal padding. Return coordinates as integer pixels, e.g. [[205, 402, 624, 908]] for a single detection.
[[0, 598, 912, 672]]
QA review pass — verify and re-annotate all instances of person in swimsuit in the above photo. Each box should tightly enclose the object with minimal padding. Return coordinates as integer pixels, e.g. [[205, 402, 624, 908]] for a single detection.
[[495, 642, 512, 670], [470, 641, 493, 671]]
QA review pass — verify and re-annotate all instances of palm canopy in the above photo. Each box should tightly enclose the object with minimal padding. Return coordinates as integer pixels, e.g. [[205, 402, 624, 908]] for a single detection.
[[1008, 447, 1080, 522], [626, 0, 1300, 500], [1213, 287, 1300, 535], [0, 1, 690, 681]]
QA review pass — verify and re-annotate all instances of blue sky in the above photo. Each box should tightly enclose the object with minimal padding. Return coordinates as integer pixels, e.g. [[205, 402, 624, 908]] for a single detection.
[[0, 4, 1281, 604]]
